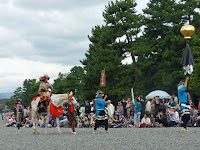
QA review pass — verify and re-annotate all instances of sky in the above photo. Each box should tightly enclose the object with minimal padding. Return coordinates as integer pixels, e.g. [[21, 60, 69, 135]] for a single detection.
[[0, 0, 148, 93]]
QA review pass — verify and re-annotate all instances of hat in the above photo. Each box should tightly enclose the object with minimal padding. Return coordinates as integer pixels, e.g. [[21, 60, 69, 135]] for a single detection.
[[169, 107, 177, 112], [40, 74, 50, 81], [107, 100, 111, 103], [16, 98, 22, 102], [178, 81, 184, 90], [96, 90, 104, 97]]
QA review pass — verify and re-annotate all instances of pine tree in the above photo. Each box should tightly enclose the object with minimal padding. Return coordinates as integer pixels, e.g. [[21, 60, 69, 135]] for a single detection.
[[53, 66, 85, 101], [179, 0, 200, 104], [140, 0, 186, 95], [81, 0, 143, 102]]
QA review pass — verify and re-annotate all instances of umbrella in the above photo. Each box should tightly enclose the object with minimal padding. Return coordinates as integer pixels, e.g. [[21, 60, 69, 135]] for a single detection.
[[145, 90, 171, 99], [181, 42, 195, 75]]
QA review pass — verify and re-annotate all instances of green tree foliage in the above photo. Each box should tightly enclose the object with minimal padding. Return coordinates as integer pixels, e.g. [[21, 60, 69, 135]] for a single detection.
[[8, 0, 200, 106], [21, 79, 40, 107], [140, 0, 187, 95], [180, 0, 200, 105], [81, 0, 200, 105], [6, 80, 40, 109], [81, 0, 142, 103], [53, 66, 85, 101], [6, 87, 23, 110]]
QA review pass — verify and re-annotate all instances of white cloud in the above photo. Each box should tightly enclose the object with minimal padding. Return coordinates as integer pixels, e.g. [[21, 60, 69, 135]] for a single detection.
[[0, 57, 73, 92], [0, 0, 148, 93]]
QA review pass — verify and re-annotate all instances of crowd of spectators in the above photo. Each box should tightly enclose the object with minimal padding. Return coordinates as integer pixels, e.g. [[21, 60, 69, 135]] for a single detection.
[[76, 95, 200, 128], [2, 94, 200, 129]]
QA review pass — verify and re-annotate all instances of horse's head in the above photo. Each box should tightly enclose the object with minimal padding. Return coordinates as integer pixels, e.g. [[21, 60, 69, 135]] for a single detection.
[[69, 91, 79, 108]]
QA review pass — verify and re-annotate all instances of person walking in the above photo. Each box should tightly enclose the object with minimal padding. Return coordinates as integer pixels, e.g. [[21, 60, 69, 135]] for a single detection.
[[93, 90, 109, 133], [63, 102, 77, 134], [14, 99, 24, 131], [178, 76, 190, 133]]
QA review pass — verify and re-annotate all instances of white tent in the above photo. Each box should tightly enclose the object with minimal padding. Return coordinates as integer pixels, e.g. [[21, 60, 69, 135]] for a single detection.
[[145, 90, 171, 99]]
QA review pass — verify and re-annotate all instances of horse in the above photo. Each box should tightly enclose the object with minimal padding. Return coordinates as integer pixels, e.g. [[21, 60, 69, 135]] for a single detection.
[[31, 91, 78, 134]]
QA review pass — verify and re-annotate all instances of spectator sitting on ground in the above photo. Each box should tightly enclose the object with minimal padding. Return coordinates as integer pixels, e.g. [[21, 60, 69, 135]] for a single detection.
[[189, 99, 195, 108], [120, 114, 128, 127], [156, 111, 168, 127], [5, 114, 16, 127], [168, 107, 179, 127], [169, 98, 176, 108], [150, 113, 156, 127], [90, 112, 95, 128], [140, 113, 151, 128], [77, 117, 82, 128], [24, 116, 31, 127], [113, 115, 120, 122], [129, 113, 134, 126], [114, 115, 127, 128], [108, 117, 116, 128], [195, 112, 200, 127], [84, 117, 90, 128], [190, 107, 198, 127]]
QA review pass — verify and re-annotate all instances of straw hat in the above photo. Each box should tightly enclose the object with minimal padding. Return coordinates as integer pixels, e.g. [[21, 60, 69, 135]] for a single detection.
[[40, 74, 50, 81]]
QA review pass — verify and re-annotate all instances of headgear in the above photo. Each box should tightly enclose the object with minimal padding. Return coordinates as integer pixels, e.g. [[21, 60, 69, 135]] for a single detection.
[[40, 74, 50, 81], [96, 90, 104, 97], [178, 81, 184, 90]]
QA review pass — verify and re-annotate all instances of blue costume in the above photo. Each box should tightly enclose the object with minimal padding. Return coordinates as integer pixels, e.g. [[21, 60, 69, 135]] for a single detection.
[[94, 90, 109, 133], [177, 81, 190, 131], [178, 86, 188, 110], [95, 97, 107, 116]]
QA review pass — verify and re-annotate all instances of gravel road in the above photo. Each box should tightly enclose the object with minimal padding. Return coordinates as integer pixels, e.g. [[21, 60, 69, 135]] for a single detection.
[[0, 119, 199, 150]]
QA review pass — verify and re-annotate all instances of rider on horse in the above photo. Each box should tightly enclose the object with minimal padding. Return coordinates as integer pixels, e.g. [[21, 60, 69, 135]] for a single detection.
[[38, 74, 53, 112]]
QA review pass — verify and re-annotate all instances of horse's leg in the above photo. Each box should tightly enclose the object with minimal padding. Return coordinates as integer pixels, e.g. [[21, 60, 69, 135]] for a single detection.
[[45, 109, 50, 134], [31, 107, 37, 134], [56, 116, 61, 134], [35, 113, 40, 135]]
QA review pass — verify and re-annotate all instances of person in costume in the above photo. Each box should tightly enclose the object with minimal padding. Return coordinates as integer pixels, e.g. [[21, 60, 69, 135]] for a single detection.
[[63, 102, 77, 134], [38, 74, 53, 111], [93, 90, 109, 133], [178, 76, 190, 132], [14, 99, 24, 131]]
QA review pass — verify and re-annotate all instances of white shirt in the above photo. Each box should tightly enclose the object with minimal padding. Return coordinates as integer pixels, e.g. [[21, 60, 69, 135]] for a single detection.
[[145, 101, 151, 112], [141, 117, 151, 125], [79, 107, 85, 117], [169, 111, 179, 123], [107, 103, 115, 117]]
